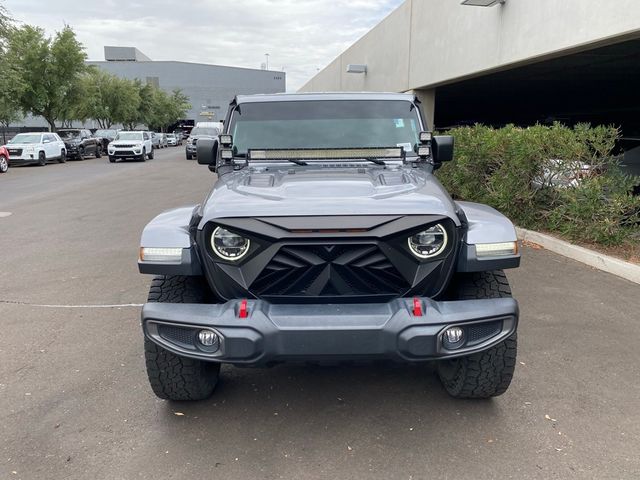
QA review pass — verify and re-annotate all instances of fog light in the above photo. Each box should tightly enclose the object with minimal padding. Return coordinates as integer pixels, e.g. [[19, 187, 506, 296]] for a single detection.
[[198, 329, 220, 348], [443, 326, 464, 349]]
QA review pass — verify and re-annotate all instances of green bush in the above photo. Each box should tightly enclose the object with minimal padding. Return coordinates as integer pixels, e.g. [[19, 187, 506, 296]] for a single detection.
[[437, 123, 640, 246]]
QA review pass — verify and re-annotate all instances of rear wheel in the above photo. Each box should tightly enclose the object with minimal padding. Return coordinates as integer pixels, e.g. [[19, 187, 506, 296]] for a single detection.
[[437, 270, 517, 399], [0, 155, 8, 173], [144, 275, 220, 401], [38, 151, 47, 166]]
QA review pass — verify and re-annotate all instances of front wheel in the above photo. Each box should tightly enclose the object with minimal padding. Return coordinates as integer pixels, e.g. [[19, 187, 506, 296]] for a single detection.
[[78, 146, 85, 160], [437, 270, 517, 399], [0, 155, 8, 173], [109, 156, 116, 163], [95, 146, 102, 158], [139, 148, 146, 162], [148, 148, 154, 159], [58, 150, 66, 163], [37, 151, 47, 166], [144, 275, 220, 401]]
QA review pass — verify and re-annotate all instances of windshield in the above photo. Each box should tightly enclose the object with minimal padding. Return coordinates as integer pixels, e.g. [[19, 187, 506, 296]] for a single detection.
[[115, 132, 143, 141], [229, 100, 421, 156], [9, 134, 42, 144], [95, 129, 116, 137], [58, 130, 81, 139], [190, 127, 218, 137]]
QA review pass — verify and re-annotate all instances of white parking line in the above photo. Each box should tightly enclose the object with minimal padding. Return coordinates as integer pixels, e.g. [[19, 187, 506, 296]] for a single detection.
[[0, 300, 142, 308]]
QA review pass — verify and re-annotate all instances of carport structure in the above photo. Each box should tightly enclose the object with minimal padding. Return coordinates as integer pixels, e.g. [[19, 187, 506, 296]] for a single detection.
[[300, 0, 640, 139]]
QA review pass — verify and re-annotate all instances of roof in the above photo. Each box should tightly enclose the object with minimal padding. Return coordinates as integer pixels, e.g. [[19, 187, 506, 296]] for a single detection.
[[234, 92, 416, 104]]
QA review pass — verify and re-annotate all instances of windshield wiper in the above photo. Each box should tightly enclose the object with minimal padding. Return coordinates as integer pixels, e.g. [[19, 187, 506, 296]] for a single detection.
[[365, 157, 386, 165]]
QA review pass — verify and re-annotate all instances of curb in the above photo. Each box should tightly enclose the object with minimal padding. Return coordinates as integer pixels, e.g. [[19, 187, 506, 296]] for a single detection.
[[515, 227, 640, 285]]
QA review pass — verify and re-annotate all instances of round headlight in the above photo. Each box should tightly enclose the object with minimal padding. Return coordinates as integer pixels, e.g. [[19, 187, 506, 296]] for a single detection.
[[211, 226, 250, 260], [408, 224, 448, 259]]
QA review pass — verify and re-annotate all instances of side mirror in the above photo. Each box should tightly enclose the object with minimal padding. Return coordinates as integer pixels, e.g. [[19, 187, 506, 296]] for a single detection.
[[43, 139, 51, 144], [197, 138, 218, 167], [432, 135, 454, 167]]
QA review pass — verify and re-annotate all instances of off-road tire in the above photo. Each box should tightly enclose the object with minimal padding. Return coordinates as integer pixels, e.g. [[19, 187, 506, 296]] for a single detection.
[[144, 275, 220, 401], [437, 270, 517, 399], [58, 150, 66, 163], [0, 155, 8, 173], [38, 151, 46, 166]]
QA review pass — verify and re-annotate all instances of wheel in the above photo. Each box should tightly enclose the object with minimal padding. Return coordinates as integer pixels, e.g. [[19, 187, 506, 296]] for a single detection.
[[437, 270, 517, 399], [186, 152, 192, 160], [144, 275, 220, 401], [95, 146, 102, 158], [148, 148, 154, 159], [0, 155, 8, 173], [78, 146, 85, 160], [38, 151, 47, 166], [58, 150, 66, 163], [109, 156, 116, 163], [139, 148, 146, 162]]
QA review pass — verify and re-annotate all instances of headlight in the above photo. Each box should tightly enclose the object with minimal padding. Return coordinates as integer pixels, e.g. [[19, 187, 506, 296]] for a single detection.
[[211, 227, 250, 260], [408, 224, 448, 259], [26, 146, 35, 152]]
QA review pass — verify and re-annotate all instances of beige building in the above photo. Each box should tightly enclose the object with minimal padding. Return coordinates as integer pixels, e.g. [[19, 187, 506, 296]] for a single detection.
[[300, 0, 640, 135]]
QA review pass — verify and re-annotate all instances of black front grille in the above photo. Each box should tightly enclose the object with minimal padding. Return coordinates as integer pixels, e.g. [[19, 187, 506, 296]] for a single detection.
[[250, 243, 408, 300], [7, 148, 22, 156]]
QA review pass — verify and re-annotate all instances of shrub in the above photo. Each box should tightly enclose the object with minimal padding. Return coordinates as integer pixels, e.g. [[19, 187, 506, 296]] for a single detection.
[[437, 123, 640, 246]]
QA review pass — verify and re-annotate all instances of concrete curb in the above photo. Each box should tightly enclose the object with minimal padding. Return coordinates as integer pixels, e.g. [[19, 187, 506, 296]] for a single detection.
[[516, 227, 640, 285]]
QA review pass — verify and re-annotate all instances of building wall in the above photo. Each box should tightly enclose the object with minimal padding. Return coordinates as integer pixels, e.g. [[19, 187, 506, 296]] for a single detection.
[[300, 0, 640, 93], [88, 61, 286, 123]]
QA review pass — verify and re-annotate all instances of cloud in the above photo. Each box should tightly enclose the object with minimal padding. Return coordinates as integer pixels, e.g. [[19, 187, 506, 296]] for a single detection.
[[4, 0, 404, 91]]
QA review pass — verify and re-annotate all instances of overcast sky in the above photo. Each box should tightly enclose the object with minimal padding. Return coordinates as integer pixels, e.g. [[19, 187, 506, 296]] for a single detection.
[[4, 0, 404, 91]]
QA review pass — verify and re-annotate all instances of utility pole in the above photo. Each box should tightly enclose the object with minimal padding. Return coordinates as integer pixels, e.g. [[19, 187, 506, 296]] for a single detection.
[[265, 53, 270, 70]]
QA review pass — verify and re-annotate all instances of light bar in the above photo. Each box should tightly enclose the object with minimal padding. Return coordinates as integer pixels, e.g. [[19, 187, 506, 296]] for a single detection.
[[475, 242, 518, 257], [140, 247, 183, 263], [248, 147, 404, 161]]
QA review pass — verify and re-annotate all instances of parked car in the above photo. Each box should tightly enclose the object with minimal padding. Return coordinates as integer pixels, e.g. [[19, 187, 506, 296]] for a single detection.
[[107, 131, 154, 163], [138, 92, 521, 402], [93, 129, 118, 151], [166, 133, 182, 146], [150, 132, 161, 149], [157, 133, 168, 149], [58, 129, 101, 160], [0, 145, 9, 173], [3, 132, 66, 166], [185, 126, 220, 160]]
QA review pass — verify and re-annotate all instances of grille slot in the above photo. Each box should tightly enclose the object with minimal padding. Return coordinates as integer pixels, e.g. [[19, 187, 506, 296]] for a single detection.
[[7, 148, 23, 156], [158, 324, 197, 348], [466, 321, 502, 346], [250, 243, 408, 300]]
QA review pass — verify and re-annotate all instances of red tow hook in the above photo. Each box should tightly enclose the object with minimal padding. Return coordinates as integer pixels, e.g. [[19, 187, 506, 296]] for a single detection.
[[238, 299, 249, 318], [412, 297, 423, 316]]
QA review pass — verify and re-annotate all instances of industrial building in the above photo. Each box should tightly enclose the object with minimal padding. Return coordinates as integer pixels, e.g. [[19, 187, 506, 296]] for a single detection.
[[11, 46, 285, 129], [299, 0, 640, 141]]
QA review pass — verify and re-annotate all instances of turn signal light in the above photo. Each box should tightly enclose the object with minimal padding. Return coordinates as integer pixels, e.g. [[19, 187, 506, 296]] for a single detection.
[[238, 299, 248, 318], [412, 297, 423, 316]]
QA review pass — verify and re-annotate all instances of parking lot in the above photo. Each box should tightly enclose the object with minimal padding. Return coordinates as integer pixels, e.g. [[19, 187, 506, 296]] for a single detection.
[[1, 146, 639, 480]]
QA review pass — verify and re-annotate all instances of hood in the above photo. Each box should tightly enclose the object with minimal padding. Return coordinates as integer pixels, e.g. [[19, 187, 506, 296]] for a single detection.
[[199, 166, 460, 227], [110, 139, 143, 146]]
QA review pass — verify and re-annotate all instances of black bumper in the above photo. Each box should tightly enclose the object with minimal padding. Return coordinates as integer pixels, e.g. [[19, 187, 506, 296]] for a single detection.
[[142, 297, 518, 364]]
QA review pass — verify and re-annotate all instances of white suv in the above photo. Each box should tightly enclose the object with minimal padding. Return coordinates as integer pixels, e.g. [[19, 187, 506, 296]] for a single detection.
[[107, 131, 154, 163], [4, 132, 67, 166]]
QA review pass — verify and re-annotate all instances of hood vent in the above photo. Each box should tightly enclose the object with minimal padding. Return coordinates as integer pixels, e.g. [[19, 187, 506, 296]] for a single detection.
[[247, 174, 275, 188], [378, 172, 409, 186]]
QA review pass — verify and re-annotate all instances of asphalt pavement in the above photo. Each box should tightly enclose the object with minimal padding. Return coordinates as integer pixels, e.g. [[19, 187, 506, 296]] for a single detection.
[[1, 147, 639, 480]]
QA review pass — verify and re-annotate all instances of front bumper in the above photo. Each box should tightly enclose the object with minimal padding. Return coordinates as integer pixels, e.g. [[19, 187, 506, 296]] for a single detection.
[[142, 297, 518, 364], [186, 144, 197, 154], [8, 153, 37, 164], [109, 149, 143, 158]]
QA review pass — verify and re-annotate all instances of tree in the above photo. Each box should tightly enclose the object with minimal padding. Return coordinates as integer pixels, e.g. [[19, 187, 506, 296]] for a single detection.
[[7, 25, 86, 131], [0, 5, 24, 133]]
